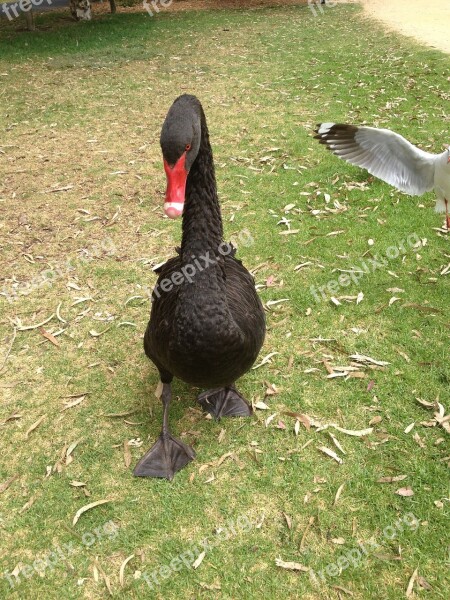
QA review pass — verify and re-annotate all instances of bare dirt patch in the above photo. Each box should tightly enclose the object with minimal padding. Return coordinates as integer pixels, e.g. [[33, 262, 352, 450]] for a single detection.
[[358, 0, 450, 55]]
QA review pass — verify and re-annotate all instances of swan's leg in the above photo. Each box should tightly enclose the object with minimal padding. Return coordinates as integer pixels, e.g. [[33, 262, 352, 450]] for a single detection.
[[445, 199, 450, 231], [198, 385, 253, 420], [134, 383, 195, 480]]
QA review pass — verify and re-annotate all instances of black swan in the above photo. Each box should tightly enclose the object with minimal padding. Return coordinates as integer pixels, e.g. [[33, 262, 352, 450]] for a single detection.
[[315, 123, 450, 230], [134, 95, 266, 480]]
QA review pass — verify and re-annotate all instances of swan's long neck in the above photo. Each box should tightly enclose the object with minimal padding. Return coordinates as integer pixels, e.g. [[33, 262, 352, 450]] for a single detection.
[[181, 111, 223, 259], [174, 110, 237, 339]]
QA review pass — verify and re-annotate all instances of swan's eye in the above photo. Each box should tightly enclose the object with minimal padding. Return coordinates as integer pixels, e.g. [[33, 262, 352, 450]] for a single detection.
[[185, 144, 191, 152]]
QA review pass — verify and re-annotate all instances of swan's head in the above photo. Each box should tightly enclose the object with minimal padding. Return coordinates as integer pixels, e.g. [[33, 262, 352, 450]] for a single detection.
[[160, 95, 202, 218]]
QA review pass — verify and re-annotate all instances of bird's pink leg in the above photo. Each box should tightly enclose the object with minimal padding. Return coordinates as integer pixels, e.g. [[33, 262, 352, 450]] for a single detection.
[[446, 199, 450, 231]]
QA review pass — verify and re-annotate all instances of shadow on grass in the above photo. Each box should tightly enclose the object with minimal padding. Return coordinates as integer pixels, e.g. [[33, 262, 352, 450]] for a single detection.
[[1, 4, 312, 65], [0, 11, 170, 64]]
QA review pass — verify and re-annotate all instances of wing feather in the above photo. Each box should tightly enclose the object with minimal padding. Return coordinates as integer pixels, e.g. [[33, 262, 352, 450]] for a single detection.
[[315, 123, 437, 196]]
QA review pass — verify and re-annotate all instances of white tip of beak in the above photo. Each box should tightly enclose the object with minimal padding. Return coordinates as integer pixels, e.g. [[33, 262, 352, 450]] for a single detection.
[[164, 202, 184, 219]]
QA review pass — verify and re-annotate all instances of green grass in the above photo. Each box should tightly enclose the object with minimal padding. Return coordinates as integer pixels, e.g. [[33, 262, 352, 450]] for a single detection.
[[1, 4, 449, 600]]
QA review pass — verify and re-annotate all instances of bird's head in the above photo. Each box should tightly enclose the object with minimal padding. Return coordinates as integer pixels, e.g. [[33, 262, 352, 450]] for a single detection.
[[160, 95, 202, 219]]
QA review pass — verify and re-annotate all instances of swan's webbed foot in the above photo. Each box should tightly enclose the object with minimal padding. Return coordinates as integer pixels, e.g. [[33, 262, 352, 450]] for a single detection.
[[133, 432, 195, 480], [134, 381, 195, 480], [198, 386, 253, 420]]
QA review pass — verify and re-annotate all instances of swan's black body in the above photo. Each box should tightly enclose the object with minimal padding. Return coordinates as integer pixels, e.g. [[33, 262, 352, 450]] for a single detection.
[[145, 252, 265, 388], [134, 95, 265, 479]]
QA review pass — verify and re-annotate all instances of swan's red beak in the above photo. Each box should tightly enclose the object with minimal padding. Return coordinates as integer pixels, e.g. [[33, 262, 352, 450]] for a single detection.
[[163, 153, 188, 219]]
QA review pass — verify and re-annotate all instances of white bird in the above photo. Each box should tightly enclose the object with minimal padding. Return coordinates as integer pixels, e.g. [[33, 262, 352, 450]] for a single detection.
[[315, 123, 450, 230]]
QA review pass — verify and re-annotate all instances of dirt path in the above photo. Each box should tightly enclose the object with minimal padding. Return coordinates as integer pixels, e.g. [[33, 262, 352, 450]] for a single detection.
[[357, 0, 450, 55]]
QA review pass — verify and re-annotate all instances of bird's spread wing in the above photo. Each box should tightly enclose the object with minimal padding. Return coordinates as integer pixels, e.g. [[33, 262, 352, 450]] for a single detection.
[[315, 123, 437, 196]]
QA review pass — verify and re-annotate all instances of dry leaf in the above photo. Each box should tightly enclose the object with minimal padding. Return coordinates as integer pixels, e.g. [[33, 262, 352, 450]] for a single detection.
[[217, 452, 233, 466], [0, 474, 19, 494], [333, 483, 345, 506], [265, 413, 277, 427], [318, 446, 343, 464], [89, 328, 111, 338], [193, 551, 206, 569], [94, 558, 113, 596], [350, 353, 389, 366], [199, 581, 221, 590], [369, 415, 382, 426], [66, 439, 81, 460], [283, 411, 311, 431], [299, 515, 315, 550], [406, 567, 418, 597], [124, 441, 132, 468], [25, 415, 46, 439], [0, 411, 22, 425], [395, 348, 411, 363], [323, 361, 334, 375], [417, 576, 432, 591], [283, 513, 292, 530], [73, 499, 111, 526], [62, 396, 85, 411], [332, 426, 373, 437], [416, 398, 436, 409], [328, 432, 346, 455], [39, 327, 60, 347], [19, 496, 35, 513], [377, 475, 407, 483], [413, 432, 425, 449], [332, 585, 354, 596], [198, 463, 212, 474], [252, 352, 280, 369], [14, 314, 55, 331], [395, 487, 414, 497], [402, 303, 441, 314], [275, 558, 309, 572], [331, 537, 345, 545], [119, 555, 134, 587]]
